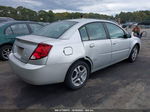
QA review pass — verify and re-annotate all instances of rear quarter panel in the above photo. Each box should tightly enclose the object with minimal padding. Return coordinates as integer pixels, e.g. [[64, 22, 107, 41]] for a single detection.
[[46, 30, 85, 65], [45, 30, 85, 81]]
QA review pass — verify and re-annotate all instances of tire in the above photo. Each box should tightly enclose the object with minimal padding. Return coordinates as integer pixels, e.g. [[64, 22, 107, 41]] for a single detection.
[[128, 45, 139, 63], [65, 61, 90, 90], [0, 45, 12, 61]]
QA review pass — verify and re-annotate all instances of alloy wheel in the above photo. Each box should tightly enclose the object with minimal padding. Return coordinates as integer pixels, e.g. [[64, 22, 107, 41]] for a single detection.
[[71, 65, 87, 87], [131, 47, 138, 61], [2, 47, 11, 60]]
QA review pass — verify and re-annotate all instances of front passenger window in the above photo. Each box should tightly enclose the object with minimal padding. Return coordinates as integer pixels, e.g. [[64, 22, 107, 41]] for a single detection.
[[106, 23, 125, 39], [29, 24, 43, 33]]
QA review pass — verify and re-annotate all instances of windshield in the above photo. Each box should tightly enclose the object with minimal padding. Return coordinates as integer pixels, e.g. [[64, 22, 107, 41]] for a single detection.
[[33, 21, 78, 39]]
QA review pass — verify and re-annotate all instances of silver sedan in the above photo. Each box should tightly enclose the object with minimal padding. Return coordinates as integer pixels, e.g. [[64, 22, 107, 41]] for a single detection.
[[9, 19, 141, 90]]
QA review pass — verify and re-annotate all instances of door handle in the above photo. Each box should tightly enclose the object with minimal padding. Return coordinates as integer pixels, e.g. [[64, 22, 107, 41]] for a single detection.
[[89, 43, 95, 48], [112, 43, 117, 45]]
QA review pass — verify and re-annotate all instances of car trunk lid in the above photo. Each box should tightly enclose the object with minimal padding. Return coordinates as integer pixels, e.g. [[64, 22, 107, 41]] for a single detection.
[[12, 35, 58, 63]]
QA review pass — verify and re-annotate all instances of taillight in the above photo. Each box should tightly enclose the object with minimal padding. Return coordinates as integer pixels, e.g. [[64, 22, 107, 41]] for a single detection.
[[30, 43, 52, 60]]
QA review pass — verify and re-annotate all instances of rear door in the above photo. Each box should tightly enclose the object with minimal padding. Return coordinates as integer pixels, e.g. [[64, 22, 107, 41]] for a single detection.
[[79, 22, 111, 71], [4, 23, 30, 42], [10, 23, 30, 36], [105, 23, 130, 63]]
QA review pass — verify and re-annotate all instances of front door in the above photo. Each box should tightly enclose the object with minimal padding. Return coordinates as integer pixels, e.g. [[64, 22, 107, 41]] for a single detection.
[[105, 23, 130, 63]]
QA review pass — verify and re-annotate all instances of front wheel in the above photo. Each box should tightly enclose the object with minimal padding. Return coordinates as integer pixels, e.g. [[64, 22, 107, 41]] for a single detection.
[[0, 45, 12, 61], [65, 61, 90, 90], [128, 45, 139, 63]]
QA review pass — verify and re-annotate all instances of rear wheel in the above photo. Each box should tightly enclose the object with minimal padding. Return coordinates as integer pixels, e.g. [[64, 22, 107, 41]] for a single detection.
[[128, 45, 139, 63], [65, 61, 90, 90], [0, 45, 12, 61]]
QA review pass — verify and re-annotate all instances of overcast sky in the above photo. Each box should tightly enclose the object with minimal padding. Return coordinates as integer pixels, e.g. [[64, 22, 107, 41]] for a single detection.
[[0, 0, 150, 15]]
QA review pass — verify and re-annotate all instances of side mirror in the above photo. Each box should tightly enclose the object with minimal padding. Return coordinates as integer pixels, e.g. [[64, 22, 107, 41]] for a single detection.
[[140, 31, 147, 37], [124, 34, 131, 38]]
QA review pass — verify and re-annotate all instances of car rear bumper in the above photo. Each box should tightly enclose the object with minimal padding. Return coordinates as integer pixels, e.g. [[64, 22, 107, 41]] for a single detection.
[[9, 53, 70, 85]]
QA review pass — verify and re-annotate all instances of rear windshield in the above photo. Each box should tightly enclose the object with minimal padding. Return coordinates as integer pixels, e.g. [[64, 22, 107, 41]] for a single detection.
[[33, 21, 77, 39]]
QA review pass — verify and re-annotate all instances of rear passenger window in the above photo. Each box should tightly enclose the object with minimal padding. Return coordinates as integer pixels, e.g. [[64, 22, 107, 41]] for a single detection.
[[29, 24, 43, 32], [5, 27, 13, 35], [86, 23, 107, 40], [79, 26, 89, 41], [11, 24, 30, 35]]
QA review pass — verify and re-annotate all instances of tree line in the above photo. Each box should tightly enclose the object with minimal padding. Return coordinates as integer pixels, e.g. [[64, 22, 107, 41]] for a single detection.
[[0, 6, 149, 23]]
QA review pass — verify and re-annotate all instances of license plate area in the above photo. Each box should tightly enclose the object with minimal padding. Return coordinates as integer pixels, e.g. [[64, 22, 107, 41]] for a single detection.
[[14, 45, 24, 59], [17, 46, 24, 56]]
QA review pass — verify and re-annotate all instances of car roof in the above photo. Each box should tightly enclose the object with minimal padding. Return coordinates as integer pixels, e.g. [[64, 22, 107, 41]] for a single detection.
[[2, 21, 40, 24], [0, 17, 15, 20], [0, 21, 44, 27], [57, 18, 123, 40], [67, 18, 114, 24]]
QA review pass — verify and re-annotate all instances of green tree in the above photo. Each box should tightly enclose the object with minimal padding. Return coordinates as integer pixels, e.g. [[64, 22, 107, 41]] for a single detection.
[[16, 6, 38, 21], [0, 5, 149, 23]]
